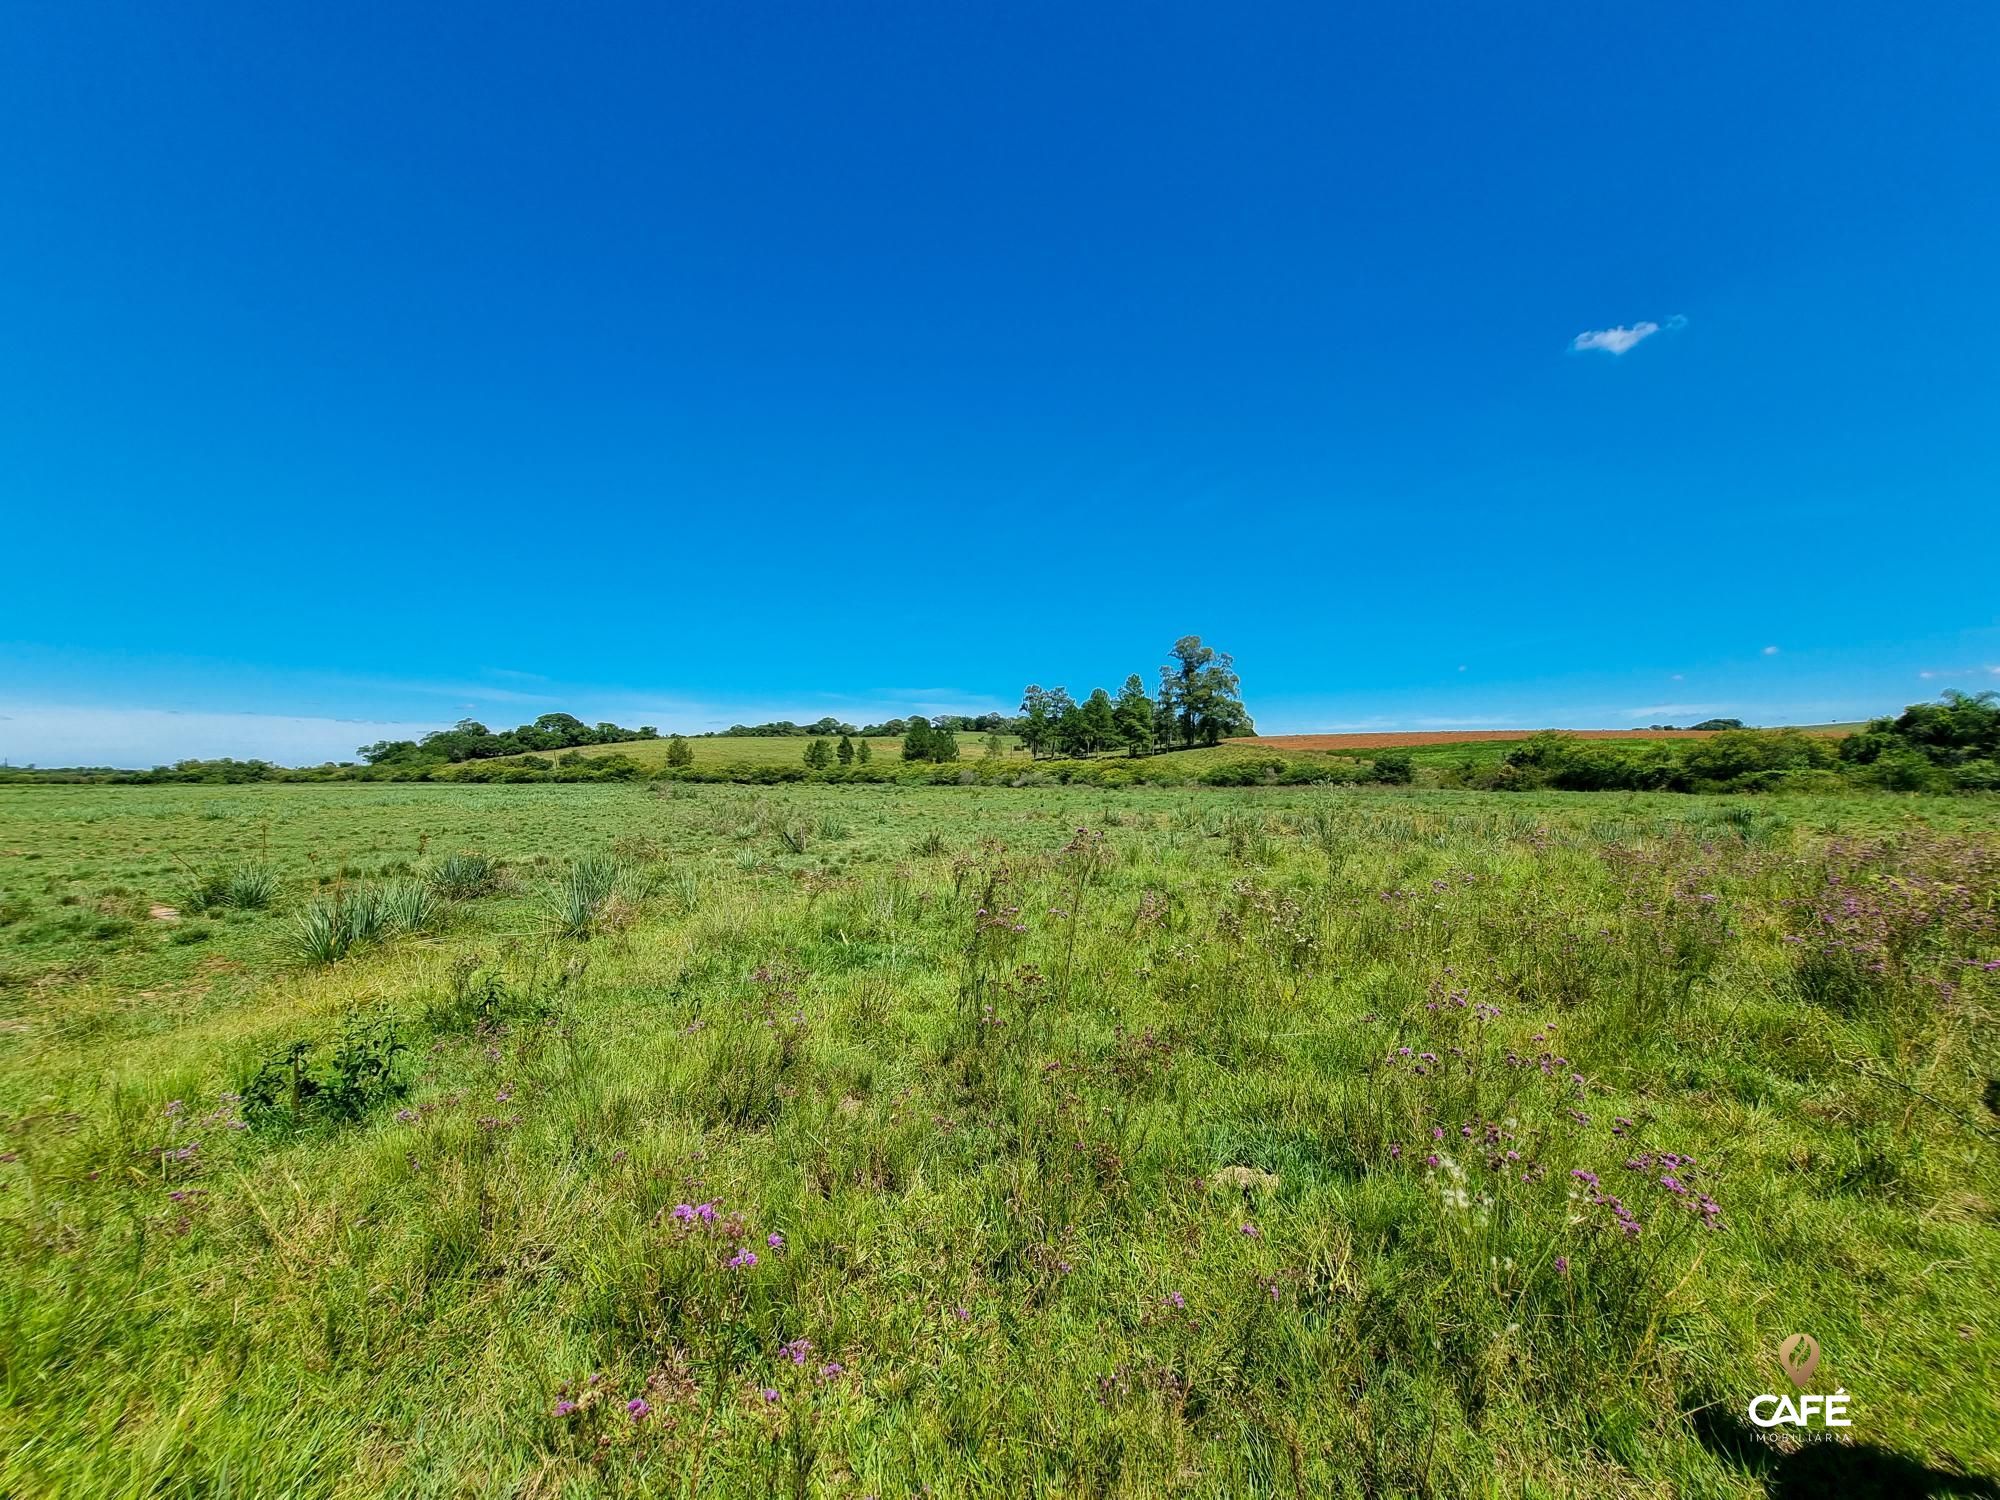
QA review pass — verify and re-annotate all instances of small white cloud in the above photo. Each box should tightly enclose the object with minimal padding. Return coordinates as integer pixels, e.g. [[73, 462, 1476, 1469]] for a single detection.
[[1573, 323, 1656, 355], [1457, 664, 1467, 672], [1762, 645, 1780, 656], [1670, 673, 1685, 682], [1570, 314, 1686, 356]]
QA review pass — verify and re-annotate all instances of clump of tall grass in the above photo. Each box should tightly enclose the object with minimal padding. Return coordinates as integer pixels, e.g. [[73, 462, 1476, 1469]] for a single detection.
[[376, 881, 441, 934], [177, 860, 279, 913], [546, 855, 626, 941], [289, 896, 355, 965], [286, 881, 441, 965], [425, 850, 501, 900], [671, 869, 702, 914]]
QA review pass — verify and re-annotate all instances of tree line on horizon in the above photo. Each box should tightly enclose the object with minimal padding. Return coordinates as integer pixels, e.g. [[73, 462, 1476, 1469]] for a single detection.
[[789, 635, 1256, 766], [718, 713, 1011, 739], [351, 636, 1254, 769], [357, 713, 658, 767], [7, 689, 1994, 791]]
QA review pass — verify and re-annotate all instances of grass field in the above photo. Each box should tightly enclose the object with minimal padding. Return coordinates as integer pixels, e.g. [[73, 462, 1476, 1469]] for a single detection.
[[2, 781, 1997, 1496]]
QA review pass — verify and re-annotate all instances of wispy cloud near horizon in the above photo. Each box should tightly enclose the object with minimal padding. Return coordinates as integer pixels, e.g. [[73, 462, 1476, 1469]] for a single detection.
[[1917, 665, 2000, 681], [0, 705, 450, 769], [1621, 704, 1726, 720]]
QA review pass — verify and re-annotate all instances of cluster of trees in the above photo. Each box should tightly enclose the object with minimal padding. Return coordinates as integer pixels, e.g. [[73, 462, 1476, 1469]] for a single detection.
[[1020, 637, 1254, 760], [797, 724, 953, 766], [1643, 718, 1745, 732], [862, 713, 1008, 738], [722, 718, 856, 738], [896, 720, 960, 764], [802, 734, 877, 769], [1838, 691, 2000, 790], [359, 713, 658, 766]]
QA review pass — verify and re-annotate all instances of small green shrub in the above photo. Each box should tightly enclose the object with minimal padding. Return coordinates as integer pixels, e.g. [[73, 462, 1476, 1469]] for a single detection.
[[242, 1015, 407, 1127], [1368, 750, 1415, 785], [425, 951, 581, 1033], [1201, 757, 1285, 787]]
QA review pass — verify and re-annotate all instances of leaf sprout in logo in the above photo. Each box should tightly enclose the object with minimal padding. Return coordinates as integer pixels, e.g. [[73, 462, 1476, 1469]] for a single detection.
[[1778, 1332, 1821, 1390]]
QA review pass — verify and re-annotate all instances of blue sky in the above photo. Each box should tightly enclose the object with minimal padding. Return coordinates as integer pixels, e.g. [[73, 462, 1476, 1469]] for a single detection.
[[3, 3, 1997, 765]]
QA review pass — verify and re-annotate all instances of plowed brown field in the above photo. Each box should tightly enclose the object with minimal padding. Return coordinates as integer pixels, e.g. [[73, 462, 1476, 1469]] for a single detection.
[[1233, 726, 1848, 752]]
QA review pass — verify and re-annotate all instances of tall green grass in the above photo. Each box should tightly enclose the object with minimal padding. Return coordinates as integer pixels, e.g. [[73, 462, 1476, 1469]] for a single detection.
[[286, 880, 442, 964], [0, 782, 1995, 1496]]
